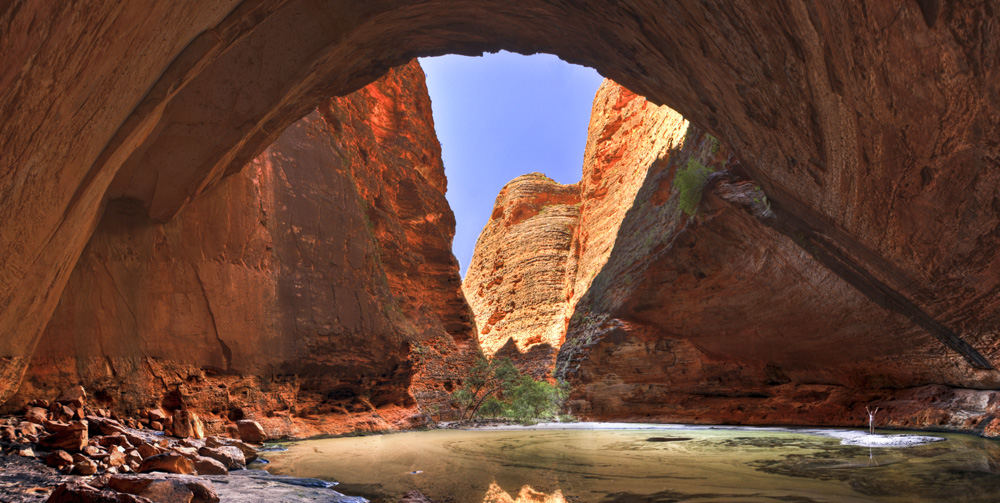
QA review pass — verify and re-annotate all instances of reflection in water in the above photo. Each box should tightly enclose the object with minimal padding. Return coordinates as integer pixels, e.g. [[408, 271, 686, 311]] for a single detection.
[[483, 482, 565, 503], [264, 427, 1000, 503]]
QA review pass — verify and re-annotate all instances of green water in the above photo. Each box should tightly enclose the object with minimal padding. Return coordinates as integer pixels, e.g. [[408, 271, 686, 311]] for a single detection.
[[262, 426, 1000, 502]]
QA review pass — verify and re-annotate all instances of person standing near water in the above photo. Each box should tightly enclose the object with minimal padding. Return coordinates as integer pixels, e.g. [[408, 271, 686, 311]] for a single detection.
[[866, 405, 879, 434]]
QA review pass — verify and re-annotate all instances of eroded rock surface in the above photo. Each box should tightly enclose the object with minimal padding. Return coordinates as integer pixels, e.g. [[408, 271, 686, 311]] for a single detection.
[[7, 62, 476, 436], [462, 174, 580, 375], [555, 84, 1000, 435]]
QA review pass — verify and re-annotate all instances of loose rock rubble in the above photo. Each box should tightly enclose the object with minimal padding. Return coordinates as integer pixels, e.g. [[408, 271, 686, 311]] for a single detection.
[[0, 386, 269, 503]]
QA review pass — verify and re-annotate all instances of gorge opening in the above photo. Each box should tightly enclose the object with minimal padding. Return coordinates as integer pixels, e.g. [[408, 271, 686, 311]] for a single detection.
[[4, 2, 1000, 502]]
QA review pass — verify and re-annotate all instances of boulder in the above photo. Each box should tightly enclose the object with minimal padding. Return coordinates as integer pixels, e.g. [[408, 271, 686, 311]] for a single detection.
[[147, 409, 168, 422], [204, 437, 257, 463], [192, 456, 228, 475], [56, 385, 87, 407], [45, 482, 153, 503], [235, 420, 267, 443], [24, 406, 48, 425], [136, 443, 161, 459], [74, 458, 99, 475], [171, 411, 204, 439], [134, 480, 193, 503], [196, 446, 244, 470], [39, 420, 88, 452], [46, 450, 74, 469], [109, 474, 218, 503], [138, 453, 195, 475]]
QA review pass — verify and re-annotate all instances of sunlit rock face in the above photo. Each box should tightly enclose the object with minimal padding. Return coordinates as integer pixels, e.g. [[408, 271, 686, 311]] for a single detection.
[[2, 1, 1000, 433], [462, 174, 580, 376], [557, 86, 1000, 435], [7, 62, 477, 437], [463, 82, 688, 376]]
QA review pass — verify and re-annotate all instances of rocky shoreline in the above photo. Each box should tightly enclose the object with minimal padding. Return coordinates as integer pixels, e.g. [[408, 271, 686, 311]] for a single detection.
[[0, 386, 376, 503]]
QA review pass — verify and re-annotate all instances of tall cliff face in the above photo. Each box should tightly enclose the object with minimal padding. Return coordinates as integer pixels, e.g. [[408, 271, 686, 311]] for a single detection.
[[9, 62, 477, 437], [555, 87, 1000, 436], [463, 82, 690, 376], [462, 174, 580, 375], [467, 79, 1000, 436]]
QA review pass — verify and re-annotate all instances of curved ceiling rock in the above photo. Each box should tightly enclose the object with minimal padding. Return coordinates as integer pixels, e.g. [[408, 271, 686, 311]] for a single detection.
[[1, 1, 999, 401]]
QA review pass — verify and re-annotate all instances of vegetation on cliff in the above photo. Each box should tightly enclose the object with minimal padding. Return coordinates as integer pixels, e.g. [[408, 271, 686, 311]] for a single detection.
[[452, 356, 569, 423]]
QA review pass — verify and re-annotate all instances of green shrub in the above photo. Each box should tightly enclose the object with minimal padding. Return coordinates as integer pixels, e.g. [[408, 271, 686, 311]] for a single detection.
[[451, 355, 569, 423], [675, 158, 714, 216]]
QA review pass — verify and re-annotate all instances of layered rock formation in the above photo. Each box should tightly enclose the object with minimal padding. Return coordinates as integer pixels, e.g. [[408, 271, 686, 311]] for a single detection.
[[3, 1, 1000, 434], [554, 82, 1000, 435], [462, 174, 580, 375], [468, 78, 1000, 436], [6, 62, 477, 437], [463, 82, 689, 376]]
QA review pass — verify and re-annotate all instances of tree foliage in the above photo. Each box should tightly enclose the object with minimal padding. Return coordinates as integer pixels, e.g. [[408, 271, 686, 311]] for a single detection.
[[452, 356, 569, 423]]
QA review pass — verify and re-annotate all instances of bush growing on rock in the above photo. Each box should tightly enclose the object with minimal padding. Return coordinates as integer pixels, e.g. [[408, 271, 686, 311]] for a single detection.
[[451, 356, 569, 423], [675, 158, 714, 216]]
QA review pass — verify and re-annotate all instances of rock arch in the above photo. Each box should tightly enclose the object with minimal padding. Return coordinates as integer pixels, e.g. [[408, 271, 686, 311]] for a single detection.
[[3, 1, 999, 402]]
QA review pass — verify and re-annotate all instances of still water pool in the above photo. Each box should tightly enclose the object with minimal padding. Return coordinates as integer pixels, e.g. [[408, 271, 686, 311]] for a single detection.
[[263, 424, 1000, 502]]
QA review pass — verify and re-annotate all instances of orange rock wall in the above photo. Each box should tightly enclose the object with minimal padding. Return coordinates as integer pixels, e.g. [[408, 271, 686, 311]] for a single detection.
[[9, 62, 477, 437], [462, 174, 580, 375], [556, 87, 1000, 435], [463, 82, 691, 376]]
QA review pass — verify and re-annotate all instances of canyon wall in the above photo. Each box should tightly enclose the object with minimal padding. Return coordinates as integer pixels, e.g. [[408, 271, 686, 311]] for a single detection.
[[3, 1, 1000, 433], [7, 62, 477, 437], [556, 83, 1000, 435], [467, 79, 1000, 436], [463, 82, 690, 377], [462, 174, 580, 376]]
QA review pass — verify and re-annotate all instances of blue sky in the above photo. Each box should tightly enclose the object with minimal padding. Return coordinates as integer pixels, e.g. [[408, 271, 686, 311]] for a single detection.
[[419, 51, 604, 277]]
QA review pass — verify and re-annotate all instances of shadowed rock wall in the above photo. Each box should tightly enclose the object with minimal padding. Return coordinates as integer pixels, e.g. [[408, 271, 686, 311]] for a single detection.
[[8, 62, 477, 437], [2, 1, 1000, 431]]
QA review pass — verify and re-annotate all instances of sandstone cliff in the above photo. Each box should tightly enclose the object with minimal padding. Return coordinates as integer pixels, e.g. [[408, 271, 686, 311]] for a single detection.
[[8, 62, 477, 437], [462, 174, 580, 375], [555, 84, 1000, 435], [467, 78, 1000, 437], [3, 1, 1000, 435], [463, 81, 689, 376]]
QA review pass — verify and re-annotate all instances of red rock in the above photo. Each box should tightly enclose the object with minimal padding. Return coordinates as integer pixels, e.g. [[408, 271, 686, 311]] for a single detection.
[[170, 411, 204, 440], [462, 173, 581, 376], [108, 474, 218, 503], [137, 453, 195, 475], [45, 482, 152, 503], [147, 410, 167, 422], [56, 386, 87, 407], [9, 62, 477, 432], [46, 450, 74, 468], [39, 420, 88, 452], [24, 406, 48, 425], [73, 458, 99, 475], [196, 446, 244, 470], [192, 456, 227, 475], [234, 420, 266, 444], [136, 443, 161, 459]]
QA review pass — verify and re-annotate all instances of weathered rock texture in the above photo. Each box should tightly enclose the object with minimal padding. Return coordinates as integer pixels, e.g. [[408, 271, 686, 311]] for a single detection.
[[6, 62, 476, 437], [555, 82, 1000, 435], [463, 82, 689, 376], [3, 1, 1000, 434], [462, 173, 580, 374]]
